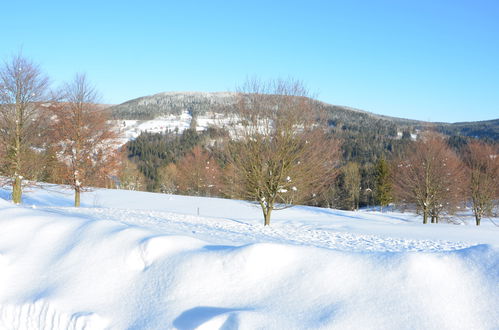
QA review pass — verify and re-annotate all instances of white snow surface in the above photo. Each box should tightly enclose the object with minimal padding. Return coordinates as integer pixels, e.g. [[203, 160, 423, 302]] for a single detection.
[[116, 111, 222, 143], [0, 184, 498, 329]]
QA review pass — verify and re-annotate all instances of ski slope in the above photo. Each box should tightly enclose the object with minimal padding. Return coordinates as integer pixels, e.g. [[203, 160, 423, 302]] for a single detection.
[[0, 185, 497, 329]]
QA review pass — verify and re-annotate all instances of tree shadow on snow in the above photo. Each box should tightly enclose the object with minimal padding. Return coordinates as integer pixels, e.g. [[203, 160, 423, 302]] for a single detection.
[[0, 187, 86, 207], [203, 245, 237, 251], [293, 205, 368, 220]]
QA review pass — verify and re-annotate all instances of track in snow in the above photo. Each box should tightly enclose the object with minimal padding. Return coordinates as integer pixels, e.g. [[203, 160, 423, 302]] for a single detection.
[[42, 206, 471, 253]]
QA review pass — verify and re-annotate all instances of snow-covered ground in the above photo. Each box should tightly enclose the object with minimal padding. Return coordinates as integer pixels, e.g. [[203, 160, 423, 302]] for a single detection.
[[115, 110, 265, 144], [0, 184, 498, 329], [116, 111, 223, 142]]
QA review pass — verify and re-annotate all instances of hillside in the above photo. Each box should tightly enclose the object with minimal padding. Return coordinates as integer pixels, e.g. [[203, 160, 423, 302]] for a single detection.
[[109, 91, 499, 142], [0, 184, 497, 329], [110, 92, 238, 120], [110, 92, 418, 166], [437, 118, 499, 141], [109, 91, 419, 130]]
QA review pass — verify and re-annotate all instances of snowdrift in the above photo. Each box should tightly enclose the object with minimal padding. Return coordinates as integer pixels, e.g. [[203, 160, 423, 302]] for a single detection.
[[0, 187, 498, 329]]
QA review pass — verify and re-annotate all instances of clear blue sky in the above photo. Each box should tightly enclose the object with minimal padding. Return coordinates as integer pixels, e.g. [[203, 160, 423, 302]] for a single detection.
[[2, 0, 498, 122]]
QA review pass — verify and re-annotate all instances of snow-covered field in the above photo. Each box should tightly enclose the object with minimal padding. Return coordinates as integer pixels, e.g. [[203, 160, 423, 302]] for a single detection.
[[0, 185, 498, 329]]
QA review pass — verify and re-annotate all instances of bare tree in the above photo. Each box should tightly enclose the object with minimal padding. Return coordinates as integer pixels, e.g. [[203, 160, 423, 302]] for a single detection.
[[51, 74, 118, 206], [342, 161, 361, 211], [375, 158, 393, 212], [392, 132, 465, 224], [0, 52, 50, 203], [158, 163, 179, 194], [463, 140, 499, 225], [175, 145, 222, 197], [117, 151, 146, 191], [223, 78, 340, 225]]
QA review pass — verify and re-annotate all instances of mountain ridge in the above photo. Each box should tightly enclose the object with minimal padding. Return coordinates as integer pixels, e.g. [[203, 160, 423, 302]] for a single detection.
[[108, 91, 499, 140]]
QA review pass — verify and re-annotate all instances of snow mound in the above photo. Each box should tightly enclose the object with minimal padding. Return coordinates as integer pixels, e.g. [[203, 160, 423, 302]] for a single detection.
[[0, 301, 107, 330], [0, 186, 498, 329]]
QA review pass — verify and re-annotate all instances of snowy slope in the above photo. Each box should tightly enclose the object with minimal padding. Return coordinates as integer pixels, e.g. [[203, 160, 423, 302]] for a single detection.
[[0, 185, 498, 329], [116, 111, 206, 142]]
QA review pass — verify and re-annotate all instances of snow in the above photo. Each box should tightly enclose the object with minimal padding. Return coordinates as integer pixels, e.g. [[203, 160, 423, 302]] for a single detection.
[[116, 111, 271, 143], [0, 184, 498, 329], [117, 111, 222, 142]]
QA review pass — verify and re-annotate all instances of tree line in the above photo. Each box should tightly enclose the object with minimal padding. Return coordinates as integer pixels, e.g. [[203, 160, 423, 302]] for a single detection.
[[126, 128, 498, 226], [123, 79, 499, 226], [1, 53, 497, 226]]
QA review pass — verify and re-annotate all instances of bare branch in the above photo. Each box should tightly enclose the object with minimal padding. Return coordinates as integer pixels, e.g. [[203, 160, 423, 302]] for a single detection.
[[224, 78, 340, 225]]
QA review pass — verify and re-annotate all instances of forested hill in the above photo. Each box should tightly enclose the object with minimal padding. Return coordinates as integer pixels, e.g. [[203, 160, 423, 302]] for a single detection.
[[109, 92, 238, 119], [109, 91, 420, 125], [108, 91, 499, 141], [436, 119, 499, 141]]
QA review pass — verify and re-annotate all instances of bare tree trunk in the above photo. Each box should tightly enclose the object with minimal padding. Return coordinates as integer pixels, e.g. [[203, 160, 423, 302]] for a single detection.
[[75, 187, 80, 207], [423, 211, 428, 224], [260, 201, 273, 226], [475, 214, 481, 226], [263, 207, 272, 226], [12, 104, 23, 204], [12, 176, 22, 204]]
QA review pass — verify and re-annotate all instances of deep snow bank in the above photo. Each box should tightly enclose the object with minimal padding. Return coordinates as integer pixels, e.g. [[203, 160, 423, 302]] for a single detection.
[[0, 199, 497, 329]]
